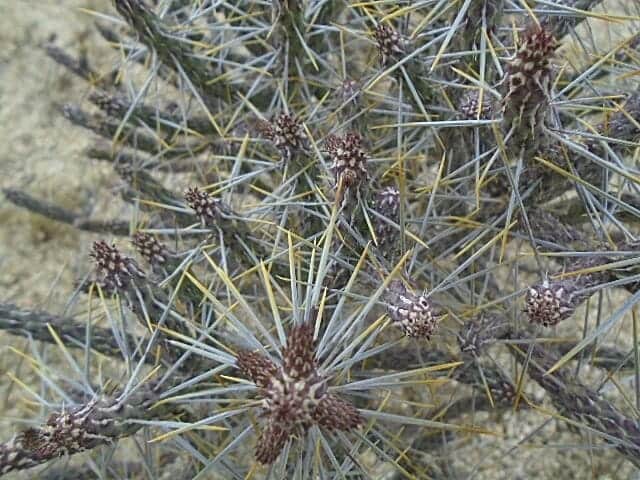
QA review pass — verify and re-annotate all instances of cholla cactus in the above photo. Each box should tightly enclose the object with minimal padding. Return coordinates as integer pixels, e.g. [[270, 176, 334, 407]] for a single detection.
[[88, 90, 128, 118], [3, 0, 640, 478], [510, 335, 640, 467], [132, 232, 169, 267], [457, 314, 510, 357], [459, 90, 494, 120], [373, 186, 400, 256], [0, 385, 179, 476], [524, 253, 619, 327], [0, 401, 117, 473], [236, 322, 362, 464]]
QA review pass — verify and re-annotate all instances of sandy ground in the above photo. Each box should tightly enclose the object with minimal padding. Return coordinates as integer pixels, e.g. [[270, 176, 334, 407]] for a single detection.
[[0, 0, 113, 309], [0, 2, 117, 477], [0, 1, 638, 479]]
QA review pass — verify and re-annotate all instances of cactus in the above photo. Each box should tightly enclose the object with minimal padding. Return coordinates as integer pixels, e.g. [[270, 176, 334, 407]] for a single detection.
[[2, 0, 640, 477]]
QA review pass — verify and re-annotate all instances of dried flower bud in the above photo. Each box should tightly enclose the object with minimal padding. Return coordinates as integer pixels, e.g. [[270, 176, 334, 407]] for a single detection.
[[373, 24, 404, 65], [132, 232, 168, 266], [375, 186, 400, 220], [257, 113, 307, 160], [386, 281, 441, 339], [459, 90, 493, 120], [502, 25, 558, 129], [184, 186, 222, 225], [263, 323, 326, 430], [325, 132, 368, 190], [282, 322, 317, 380], [90, 240, 145, 292], [0, 392, 162, 476], [525, 279, 579, 327], [9, 405, 98, 467]]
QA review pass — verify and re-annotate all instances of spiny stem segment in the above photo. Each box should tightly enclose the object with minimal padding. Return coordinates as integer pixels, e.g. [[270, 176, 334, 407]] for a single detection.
[[0, 387, 178, 475]]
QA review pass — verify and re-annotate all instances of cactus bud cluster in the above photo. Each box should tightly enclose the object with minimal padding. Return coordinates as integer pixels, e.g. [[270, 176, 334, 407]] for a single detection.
[[386, 281, 441, 339], [236, 322, 362, 464], [502, 26, 558, 134], [525, 279, 580, 327], [132, 232, 168, 267], [325, 132, 368, 191], [373, 24, 405, 65], [90, 240, 145, 292], [184, 187, 223, 225], [257, 113, 307, 160]]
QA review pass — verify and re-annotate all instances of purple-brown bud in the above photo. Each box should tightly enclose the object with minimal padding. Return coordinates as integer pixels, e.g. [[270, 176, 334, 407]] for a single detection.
[[325, 132, 368, 190], [132, 232, 168, 267], [502, 25, 558, 128], [235, 321, 363, 464], [386, 281, 441, 339], [373, 24, 404, 65], [184, 186, 222, 225], [90, 240, 145, 292], [525, 279, 579, 327], [459, 90, 494, 120], [257, 113, 307, 160], [374, 186, 400, 238]]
